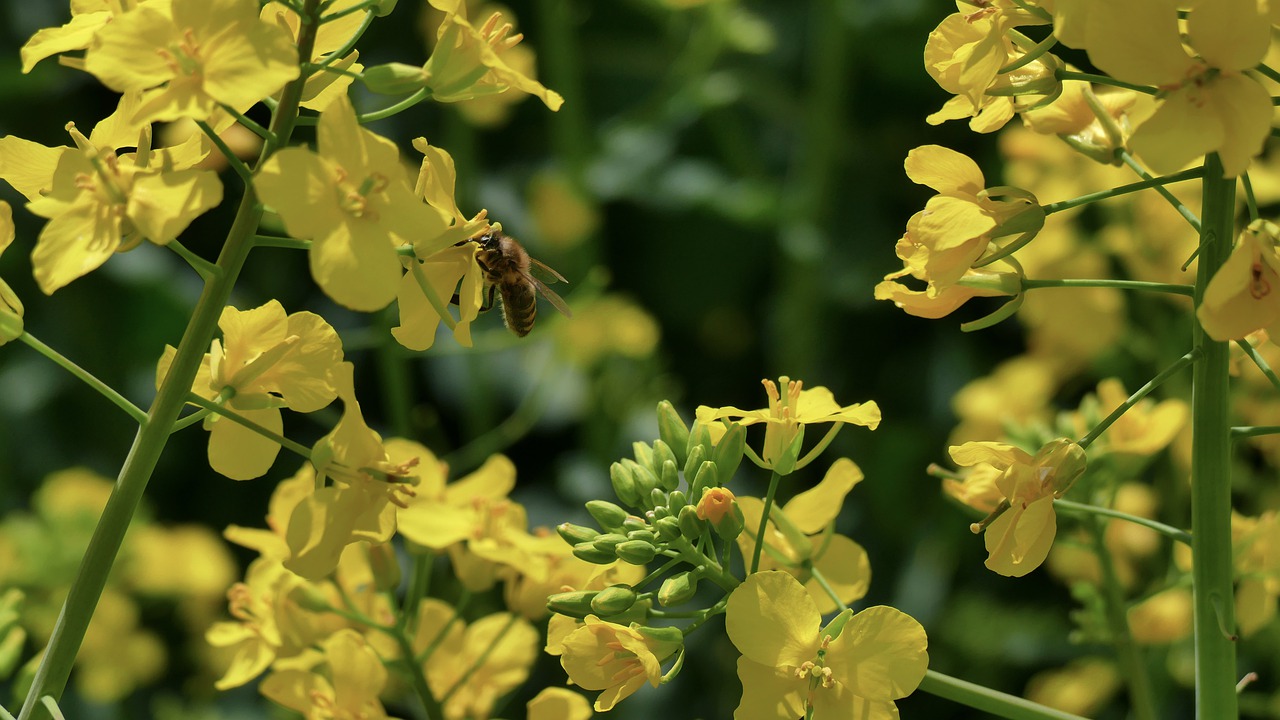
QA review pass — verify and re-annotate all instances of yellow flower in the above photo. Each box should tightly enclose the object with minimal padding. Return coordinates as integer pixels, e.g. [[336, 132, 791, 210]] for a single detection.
[[696, 376, 880, 473], [19, 0, 170, 74], [952, 439, 1087, 577], [0, 201, 22, 345], [558, 615, 683, 712], [255, 95, 450, 311], [899, 145, 1042, 289], [876, 255, 1022, 320], [1024, 658, 1121, 717], [396, 450, 515, 550], [156, 300, 344, 480], [260, 628, 391, 720], [1234, 511, 1280, 637], [736, 459, 871, 613], [1084, 0, 1272, 176], [84, 0, 299, 124], [1073, 378, 1187, 458], [423, 0, 563, 110], [1198, 220, 1280, 341], [527, 687, 592, 720], [1127, 587, 1193, 645], [262, 0, 366, 112], [725, 571, 928, 720], [4, 123, 222, 294], [415, 602, 539, 720]]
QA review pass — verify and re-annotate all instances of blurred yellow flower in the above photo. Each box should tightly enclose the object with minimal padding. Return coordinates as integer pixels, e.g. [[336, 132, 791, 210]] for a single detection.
[[1024, 658, 1121, 717], [417, 603, 539, 720], [725, 571, 928, 720], [527, 687, 592, 720], [1128, 587, 1193, 645], [84, 0, 299, 124], [260, 628, 392, 719]]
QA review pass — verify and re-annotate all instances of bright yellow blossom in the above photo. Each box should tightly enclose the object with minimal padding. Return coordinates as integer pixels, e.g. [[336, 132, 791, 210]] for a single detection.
[[696, 377, 880, 473], [952, 438, 1087, 577], [0, 201, 21, 345], [424, 0, 564, 110], [256, 95, 450, 311], [262, 0, 366, 112], [84, 0, 299, 124], [396, 449, 515, 550], [260, 628, 392, 720], [559, 615, 683, 712], [1198, 220, 1280, 341], [877, 253, 1022, 320], [19, 0, 171, 74], [1084, 0, 1272, 176], [725, 571, 928, 720], [156, 300, 344, 480]]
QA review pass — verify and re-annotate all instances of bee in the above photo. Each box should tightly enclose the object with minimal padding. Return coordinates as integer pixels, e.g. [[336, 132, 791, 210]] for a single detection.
[[471, 230, 571, 336]]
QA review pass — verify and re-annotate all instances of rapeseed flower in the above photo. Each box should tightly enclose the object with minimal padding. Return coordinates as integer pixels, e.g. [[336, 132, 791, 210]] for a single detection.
[[1198, 220, 1280, 341], [558, 616, 683, 712]]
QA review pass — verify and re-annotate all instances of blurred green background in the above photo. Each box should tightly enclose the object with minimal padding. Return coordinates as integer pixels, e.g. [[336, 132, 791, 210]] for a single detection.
[[0, 1, 1124, 718]]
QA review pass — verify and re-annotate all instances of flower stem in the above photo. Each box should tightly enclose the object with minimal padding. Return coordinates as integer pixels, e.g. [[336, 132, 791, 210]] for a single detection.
[[181, 393, 315, 461], [392, 624, 443, 720], [1088, 516, 1159, 720], [1055, 70, 1157, 96], [1120, 152, 1202, 233], [1076, 349, 1199, 449], [196, 119, 254, 185], [1189, 153, 1238, 719], [16, 333, 147, 425], [750, 471, 783, 574], [14, 4, 324, 717], [918, 670, 1090, 720], [1021, 278, 1193, 297], [1040, 167, 1203, 215], [1053, 499, 1191, 546]]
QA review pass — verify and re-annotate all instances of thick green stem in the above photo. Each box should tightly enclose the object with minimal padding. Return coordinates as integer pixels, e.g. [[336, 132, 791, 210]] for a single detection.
[[1190, 153, 1238, 719], [1088, 517, 1158, 720], [15, 5, 322, 717], [750, 472, 783, 574]]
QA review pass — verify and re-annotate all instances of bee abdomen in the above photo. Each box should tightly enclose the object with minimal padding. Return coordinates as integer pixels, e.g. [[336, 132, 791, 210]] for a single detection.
[[500, 281, 538, 337]]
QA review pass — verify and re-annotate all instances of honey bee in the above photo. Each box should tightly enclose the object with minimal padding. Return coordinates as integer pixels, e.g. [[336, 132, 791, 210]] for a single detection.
[[471, 230, 571, 336]]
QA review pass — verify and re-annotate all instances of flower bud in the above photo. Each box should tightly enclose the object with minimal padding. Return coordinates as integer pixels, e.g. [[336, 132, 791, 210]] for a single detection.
[[557, 522, 600, 546], [658, 572, 698, 607], [592, 533, 628, 553], [546, 590, 597, 618], [654, 515, 682, 541], [666, 489, 688, 511], [614, 539, 658, 565], [711, 422, 746, 482], [632, 441, 655, 473], [621, 516, 649, 533], [649, 488, 669, 509], [682, 444, 706, 487], [653, 440, 678, 479], [572, 542, 618, 565], [657, 400, 691, 466], [590, 585, 639, 616], [362, 62, 430, 95], [660, 459, 680, 492], [586, 500, 630, 531], [690, 461, 719, 501], [1036, 438, 1088, 497], [610, 461, 643, 508], [686, 421, 715, 463], [678, 505, 705, 541], [626, 529, 656, 544], [697, 487, 745, 541], [630, 461, 661, 504]]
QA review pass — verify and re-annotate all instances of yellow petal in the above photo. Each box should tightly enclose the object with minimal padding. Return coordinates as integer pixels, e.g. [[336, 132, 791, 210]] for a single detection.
[[208, 407, 282, 480], [1188, 0, 1269, 72], [725, 571, 820, 668], [1085, 0, 1190, 86], [825, 605, 929, 702], [904, 145, 984, 195], [784, 458, 862, 534]]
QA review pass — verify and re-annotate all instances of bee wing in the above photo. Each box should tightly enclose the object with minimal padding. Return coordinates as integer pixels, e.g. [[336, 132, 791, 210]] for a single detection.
[[531, 276, 573, 318], [529, 257, 569, 284]]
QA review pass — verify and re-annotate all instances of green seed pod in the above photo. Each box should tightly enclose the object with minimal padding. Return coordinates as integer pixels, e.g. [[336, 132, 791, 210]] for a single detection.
[[362, 62, 429, 95], [658, 572, 699, 607], [610, 461, 644, 508], [557, 522, 601, 546], [546, 590, 598, 618], [657, 400, 691, 467], [654, 515, 682, 542], [614, 540, 658, 564], [678, 505, 705, 540], [590, 585, 639, 616], [711, 422, 747, 483], [573, 542, 619, 565], [586, 500, 630, 531]]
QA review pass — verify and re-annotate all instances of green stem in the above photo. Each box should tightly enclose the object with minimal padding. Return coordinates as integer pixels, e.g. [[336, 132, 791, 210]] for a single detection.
[[217, 103, 273, 142], [169, 407, 211, 434], [1120, 152, 1202, 233], [314, 10, 374, 69], [1255, 63, 1280, 85], [1053, 499, 1191, 546], [15, 5, 323, 717], [1234, 338, 1280, 391], [1189, 153, 1238, 719], [358, 88, 433, 123], [1077, 349, 1199, 449], [1021, 278, 1194, 297], [16, 333, 147, 425], [1055, 70, 1157, 96], [750, 471, 783, 574], [1231, 425, 1280, 439], [195, 120, 254, 186], [166, 238, 219, 280], [252, 234, 312, 251], [181, 393, 315, 461], [400, 551, 434, 634], [392, 624, 444, 720], [1041, 167, 1202, 215], [793, 422, 843, 472], [668, 537, 738, 592], [807, 565, 844, 610], [998, 32, 1057, 74], [1087, 516, 1159, 720], [918, 671, 1091, 720]]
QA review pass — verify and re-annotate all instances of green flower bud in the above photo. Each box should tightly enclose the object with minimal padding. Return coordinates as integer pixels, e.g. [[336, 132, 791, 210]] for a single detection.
[[590, 585, 639, 616], [573, 542, 619, 565], [653, 440, 678, 479], [649, 488, 669, 509], [651, 505, 671, 520], [615, 539, 658, 564], [659, 459, 679, 492], [610, 461, 643, 508], [630, 461, 661, 504], [658, 572, 698, 607], [686, 421, 715, 463], [609, 596, 654, 626], [632, 441, 655, 473], [690, 461, 719, 501], [592, 533, 628, 552], [557, 522, 600, 546], [657, 400, 691, 467], [712, 422, 746, 482], [666, 489, 688, 511], [546, 590, 597, 618], [678, 505, 705, 541], [586, 500, 630, 531], [713, 498, 746, 541], [654, 515, 682, 542], [682, 444, 706, 487], [622, 517, 649, 534], [362, 62, 430, 95], [626, 529, 657, 545]]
